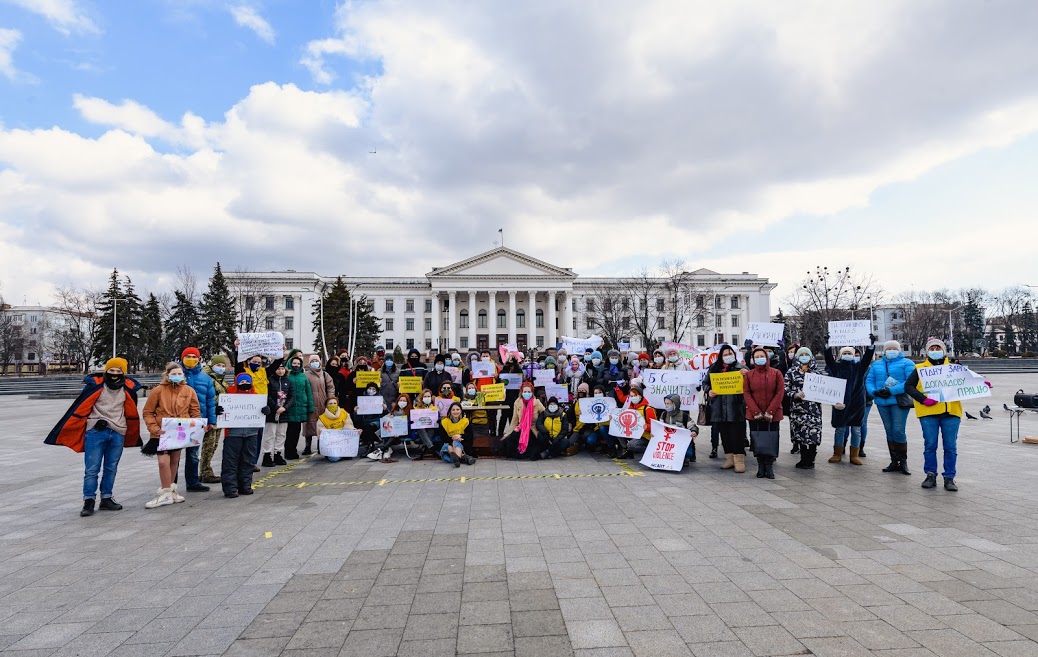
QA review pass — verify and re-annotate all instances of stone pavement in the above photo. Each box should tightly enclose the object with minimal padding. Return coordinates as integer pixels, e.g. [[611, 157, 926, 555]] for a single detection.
[[2, 373, 1038, 656]]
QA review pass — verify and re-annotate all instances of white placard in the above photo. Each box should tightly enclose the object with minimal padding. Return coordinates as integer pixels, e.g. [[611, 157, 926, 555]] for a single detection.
[[545, 383, 570, 402], [501, 374, 523, 390], [918, 363, 991, 403], [746, 322, 785, 347], [533, 370, 556, 387], [802, 372, 847, 405], [471, 361, 495, 378], [356, 396, 385, 415], [559, 335, 603, 355], [445, 366, 462, 383], [319, 428, 360, 458], [642, 369, 704, 413], [217, 393, 267, 428], [640, 420, 694, 472], [409, 408, 440, 430], [827, 320, 871, 347], [579, 397, 616, 424], [158, 418, 205, 451], [380, 415, 410, 437], [236, 332, 284, 361], [609, 408, 646, 438]]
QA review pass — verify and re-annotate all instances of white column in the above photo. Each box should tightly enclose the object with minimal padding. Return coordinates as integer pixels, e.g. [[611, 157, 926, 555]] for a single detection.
[[468, 291, 477, 350], [528, 291, 537, 348], [563, 290, 573, 337], [488, 291, 498, 347], [547, 290, 557, 349], [508, 291, 517, 345], [448, 291, 457, 350], [431, 292, 441, 352]]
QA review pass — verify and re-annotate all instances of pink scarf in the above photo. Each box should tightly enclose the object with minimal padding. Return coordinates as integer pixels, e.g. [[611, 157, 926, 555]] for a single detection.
[[517, 398, 535, 454]]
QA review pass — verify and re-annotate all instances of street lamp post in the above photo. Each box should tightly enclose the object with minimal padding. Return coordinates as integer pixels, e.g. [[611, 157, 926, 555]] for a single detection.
[[947, 304, 962, 355]]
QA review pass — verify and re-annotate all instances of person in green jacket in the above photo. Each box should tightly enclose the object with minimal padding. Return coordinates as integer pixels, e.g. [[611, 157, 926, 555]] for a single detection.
[[283, 352, 314, 460]]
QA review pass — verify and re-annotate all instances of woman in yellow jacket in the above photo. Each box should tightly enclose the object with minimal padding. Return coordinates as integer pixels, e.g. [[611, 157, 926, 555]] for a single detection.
[[316, 395, 356, 463]]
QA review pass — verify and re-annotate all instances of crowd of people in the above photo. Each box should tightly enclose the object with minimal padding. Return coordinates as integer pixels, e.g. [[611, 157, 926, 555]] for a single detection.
[[47, 332, 973, 514]]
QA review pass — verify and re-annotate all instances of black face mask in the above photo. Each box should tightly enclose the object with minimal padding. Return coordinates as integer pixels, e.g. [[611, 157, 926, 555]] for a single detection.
[[248, 362, 261, 372], [238, 383, 252, 391], [104, 373, 125, 390]]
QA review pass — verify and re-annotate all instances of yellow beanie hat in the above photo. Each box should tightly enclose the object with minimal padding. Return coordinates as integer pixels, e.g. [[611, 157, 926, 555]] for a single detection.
[[104, 357, 128, 373]]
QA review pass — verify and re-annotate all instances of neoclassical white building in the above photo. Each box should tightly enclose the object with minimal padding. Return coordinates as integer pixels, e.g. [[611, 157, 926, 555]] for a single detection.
[[227, 248, 776, 355]]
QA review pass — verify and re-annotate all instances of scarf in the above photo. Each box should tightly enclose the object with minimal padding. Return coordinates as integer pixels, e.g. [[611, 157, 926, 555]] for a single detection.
[[517, 398, 535, 454]]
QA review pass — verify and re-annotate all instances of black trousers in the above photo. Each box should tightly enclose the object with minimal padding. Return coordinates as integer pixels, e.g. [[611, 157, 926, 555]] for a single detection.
[[503, 431, 544, 460], [222, 432, 258, 495], [718, 421, 747, 455], [541, 434, 572, 457], [285, 423, 302, 456]]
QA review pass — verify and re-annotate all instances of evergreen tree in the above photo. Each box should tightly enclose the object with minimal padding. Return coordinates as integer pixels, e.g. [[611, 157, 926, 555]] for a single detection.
[[774, 309, 791, 346], [140, 293, 165, 371], [120, 277, 145, 371], [164, 290, 201, 359], [90, 269, 122, 366], [198, 262, 238, 359], [311, 277, 382, 356], [1021, 302, 1037, 354]]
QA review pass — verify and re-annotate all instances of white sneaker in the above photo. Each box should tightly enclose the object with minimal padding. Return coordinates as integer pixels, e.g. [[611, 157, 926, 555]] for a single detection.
[[383, 447, 393, 459], [169, 485, 185, 503], [366, 449, 383, 461], [145, 488, 174, 509]]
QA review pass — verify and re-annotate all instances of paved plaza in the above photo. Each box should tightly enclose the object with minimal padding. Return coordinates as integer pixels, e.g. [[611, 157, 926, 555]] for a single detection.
[[3, 373, 1038, 656]]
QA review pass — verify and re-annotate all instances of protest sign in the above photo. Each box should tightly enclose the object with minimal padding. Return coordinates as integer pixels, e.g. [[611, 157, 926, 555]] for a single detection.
[[618, 341, 631, 351], [380, 415, 410, 438], [471, 361, 495, 378], [559, 335, 603, 355], [319, 429, 360, 458], [640, 420, 694, 472], [236, 332, 284, 362], [217, 394, 266, 428], [545, 383, 570, 402], [746, 322, 785, 347], [660, 341, 698, 361], [609, 408, 646, 438], [579, 397, 617, 424], [709, 371, 744, 395], [357, 396, 385, 415], [918, 363, 991, 403], [158, 418, 205, 451], [398, 377, 423, 394], [355, 371, 381, 387], [533, 370, 556, 387], [481, 383, 506, 402], [445, 366, 462, 383], [827, 320, 871, 347], [498, 343, 523, 363], [802, 373, 847, 405], [500, 374, 523, 390], [409, 408, 440, 429], [643, 370, 702, 413], [434, 397, 456, 417]]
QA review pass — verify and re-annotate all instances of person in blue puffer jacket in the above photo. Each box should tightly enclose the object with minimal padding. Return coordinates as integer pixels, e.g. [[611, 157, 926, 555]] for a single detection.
[[865, 340, 916, 476], [180, 346, 218, 492]]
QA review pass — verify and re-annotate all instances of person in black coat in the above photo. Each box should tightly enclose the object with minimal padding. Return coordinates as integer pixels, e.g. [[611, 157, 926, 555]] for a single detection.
[[824, 337, 876, 465], [424, 353, 454, 394]]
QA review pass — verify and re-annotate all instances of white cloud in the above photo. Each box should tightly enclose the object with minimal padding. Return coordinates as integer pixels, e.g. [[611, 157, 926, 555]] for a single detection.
[[4, 0, 98, 35], [228, 4, 275, 44], [0, 27, 20, 79]]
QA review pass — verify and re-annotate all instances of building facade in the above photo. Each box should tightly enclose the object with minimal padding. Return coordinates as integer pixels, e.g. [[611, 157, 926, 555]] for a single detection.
[[226, 248, 777, 356], [0, 305, 92, 373]]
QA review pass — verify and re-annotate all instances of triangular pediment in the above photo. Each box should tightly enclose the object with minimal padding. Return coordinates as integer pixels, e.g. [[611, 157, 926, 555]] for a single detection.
[[690, 268, 720, 275], [427, 248, 576, 278]]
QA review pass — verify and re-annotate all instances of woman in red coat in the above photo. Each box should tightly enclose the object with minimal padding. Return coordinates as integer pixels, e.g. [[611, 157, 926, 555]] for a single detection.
[[743, 347, 785, 479]]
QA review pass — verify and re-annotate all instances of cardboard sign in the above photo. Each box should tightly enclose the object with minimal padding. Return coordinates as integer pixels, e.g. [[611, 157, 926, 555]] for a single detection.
[[434, 397, 456, 417], [481, 383, 506, 402], [236, 332, 284, 362], [802, 372, 847, 405], [609, 408, 646, 438], [355, 371, 381, 387], [643, 370, 703, 412], [617, 342, 631, 351], [579, 397, 616, 424], [533, 370, 556, 387], [827, 320, 871, 347], [158, 418, 205, 451], [380, 415, 409, 437], [559, 335, 603, 355], [545, 383, 570, 402], [746, 322, 784, 347], [500, 374, 523, 390], [319, 428, 360, 458], [709, 371, 744, 395], [398, 376, 423, 394], [471, 361, 496, 378], [217, 393, 266, 428], [409, 408, 439, 429], [498, 343, 524, 364], [918, 363, 991, 403], [640, 420, 694, 472], [445, 366, 462, 383], [356, 396, 385, 415]]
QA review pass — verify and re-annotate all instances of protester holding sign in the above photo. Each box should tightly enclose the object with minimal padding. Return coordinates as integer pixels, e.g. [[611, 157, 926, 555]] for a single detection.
[[662, 347, 692, 371], [439, 403, 476, 467], [743, 347, 784, 479], [141, 363, 202, 509], [282, 352, 314, 460], [316, 395, 357, 462], [598, 349, 629, 396], [535, 396, 573, 459], [581, 350, 604, 390], [219, 374, 262, 498], [575, 385, 613, 453], [303, 354, 337, 457], [616, 382, 657, 459], [823, 339, 876, 466], [657, 393, 699, 467], [502, 382, 546, 459], [355, 382, 390, 460], [702, 344, 748, 473], [784, 347, 823, 469], [398, 349, 428, 398], [234, 336, 287, 472], [412, 390, 442, 454], [865, 340, 916, 475], [261, 363, 294, 467]]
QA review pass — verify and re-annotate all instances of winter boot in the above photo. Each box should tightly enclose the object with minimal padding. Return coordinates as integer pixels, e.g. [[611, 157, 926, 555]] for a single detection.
[[81, 498, 95, 517], [756, 457, 766, 478], [273, 452, 287, 466], [733, 454, 746, 473], [882, 441, 900, 472], [791, 443, 800, 455], [709, 447, 718, 459], [804, 445, 817, 469], [848, 447, 863, 465], [721, 453, 735, 470], [828, 445, 844, 463], [764, 457, 775, 479], [921, 473, 937, 489], [898, 445, 911, 475], [99, 498, 122, 511], [794, 444, 809, 468], [302, 437, 313, 456], [464, 455, 477, 465], [943, 477, 958, 492], [262, 453, 275, 467], [451, 453, 461, 468]]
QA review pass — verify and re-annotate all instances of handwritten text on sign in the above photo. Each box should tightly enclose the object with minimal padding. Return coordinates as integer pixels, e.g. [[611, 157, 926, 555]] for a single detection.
[[355, 371, 381, 387], [559, 335, 603, 355], [918, 364, 991, 402], [218, 394, 266, 428], [827, 320, 871, 347], [319, 429, 360, 458], [640, 420, 694, 472], [356, 396, 385, 415], [481, 383, 506, 402], [398, 377, 423, 394], [746, 322, 785, 347], [643, 369, 702, 413], [236, 332, 284, 361], [802, 373, 847, 405], [709, 371, 744, 395]]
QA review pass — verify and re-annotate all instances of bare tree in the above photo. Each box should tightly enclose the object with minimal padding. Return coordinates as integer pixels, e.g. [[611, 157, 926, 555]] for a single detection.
[[52, 284, 101, 373], [991, 286, 1033, 353], [891, 290, 951, 355], [785, 266, 882, 350], [227, 268, 277, 334], [581, 280, 633, 350], [174, 265, 199, 303]]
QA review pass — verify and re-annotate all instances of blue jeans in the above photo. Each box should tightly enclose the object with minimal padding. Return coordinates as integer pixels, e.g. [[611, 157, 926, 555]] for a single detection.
[[920, 415, 959, 478], [83, 428, 124, 500], [861, 403, 872, 448], [585, 426, 609, 449], [183, 444, 201, 487], [834, 426, 862, 448], [876, 404, 909, 444]]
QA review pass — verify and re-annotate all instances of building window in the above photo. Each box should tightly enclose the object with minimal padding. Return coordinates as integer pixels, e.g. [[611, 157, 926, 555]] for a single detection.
[[425, 318, 432, 331], [443, 318, 449, 331], [30, 327, 38, 334], [460, 337, 469, 349], [715, 333, 724, 345], [572, 299, 577, 311], [285, 317, 294, 330], [603, 298, 613, 312], [573, 318, 577, 330], [245, 296, 254, 309], [697, 315, 705, 328], [27, 352, 36, 361], [425, 299, 433, 313], [425, 339, 432, 350], [622, 318, 630, 330], [265, 296, 275, 311], [285, 296, 294, 310], [406, 339, 414, 349], [639, 298, 646, 311], [731, 315, 739, 328], [285, 338, 294, 349], [406, 299, 415, 313], [730, 296, 739, 309], [536, 336, 544, 347], [406, 318, 415, 331], [385, 339, 394, 350], [443, 299, 450, 311], [536, 309, 544, 328], [586, 299, 595, 312], [732, 334, 739, 346], [659, 317, 666, 329], [460, 310, 469, 329], [517, 309, 526, 329], [621, 298, 629, 311], [478, 310, 488, 329], [656, 298, 665, 312], [715, 296, 725, 309], [697, 335, 706, 347], [386, 319, 394, 331], [497, 309, 506, 329], [385, 299, 394, 312], [696, 296, 704, 309], [265, 318, 274, 330], [586, 318, 594, 330]]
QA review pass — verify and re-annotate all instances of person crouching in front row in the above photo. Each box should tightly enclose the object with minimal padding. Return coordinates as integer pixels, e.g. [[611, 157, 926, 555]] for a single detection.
[[316, 395, 357, 463], [439, 402, 476, 467], [222, 373, 260, 498]]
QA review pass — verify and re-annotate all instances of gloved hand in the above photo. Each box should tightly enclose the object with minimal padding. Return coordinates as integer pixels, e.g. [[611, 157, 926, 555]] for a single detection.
[[923, 398, 939, 407], [141, 438, 160, 456], [216, 405, 225, 416], [743, 338, 754, 349], [776, 338, 785, 347], [985, 380, 993, 389], [824, 333, 831, 343], [93, 419, 109, 431], [875, 389, 891, 398], [260, 406, 270, 415]]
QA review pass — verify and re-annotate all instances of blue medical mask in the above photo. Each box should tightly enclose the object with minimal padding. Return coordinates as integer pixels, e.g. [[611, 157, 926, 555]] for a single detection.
[[435, 363, 444, 371], [841, 354, 854, 362], [928, 350, 944, 361], [853, 357, 861, 363], [798, 356, 811, 364], [168, 374, 185, 384], [885, 350, 900, 359], [310, 362, 320, 369], [668, 356, 678, 363], [722, 355, 736, 365], [212, 366, 226, 375], [522, 391, 533, 400], [753, 357, 767, 366], [548, 404, 559, 413], [591, 358, 601, 366], [609, 358, 619, 365], [664, 403, 675, 413], [452, 359, 461, 366], [248, 362, 261, 372]]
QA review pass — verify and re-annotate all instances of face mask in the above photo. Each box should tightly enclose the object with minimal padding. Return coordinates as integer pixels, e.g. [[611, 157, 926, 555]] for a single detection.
[[212, 366, 226, 375], [385, 362, 394, 370], [182, 357, 198, 368], [423, 396, 432, 404], [291, 364, 302, 372], [548, 404, 559, 413], [442, 388, 452, 396], [609, 358, 619, 365], [367, 389, 377, 396], [482, 356, 491, 362], [594, 392, 603, 398], [654, 356, 664, 364], [753, 357, 767, 366], [467, 388, 476, 396], [310, 362, 320, 369], [664, 403, 674, 413], [853, 357, 861, 363], [547, 363, 555, 370], [248, 362, 261, 372], [723, 355, 736, 365], [522, 391, 533, 400], [885, 350, 900, 359], [578, 393, 587, 398], [398, 400, 408, 408], [668, 356, 678, 363], [357, 363, 368, 371], [591, 358, 601, 366], [237, 383, 252, 391], [928, 350, 944, 361], [640, 360, 648, 367], [453, 359, 461, 366], [435, 363, 444, 372], [104, 373, 124, 389], [798, 356, 812, 364], [630, 394, 642, 404], [168, 374, 185, 384], [841, 354, 854, 362], [326, 403, 338, 412]]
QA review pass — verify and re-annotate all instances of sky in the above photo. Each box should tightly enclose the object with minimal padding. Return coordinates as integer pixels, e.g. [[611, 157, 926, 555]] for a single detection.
[[1, 0, 1037, 313]]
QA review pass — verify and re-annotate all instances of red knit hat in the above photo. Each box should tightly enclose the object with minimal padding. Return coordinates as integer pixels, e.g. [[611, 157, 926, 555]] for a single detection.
[[638, 352, 650, 361], [520, 381, 535, 393], [181, 347, 201, 360]]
